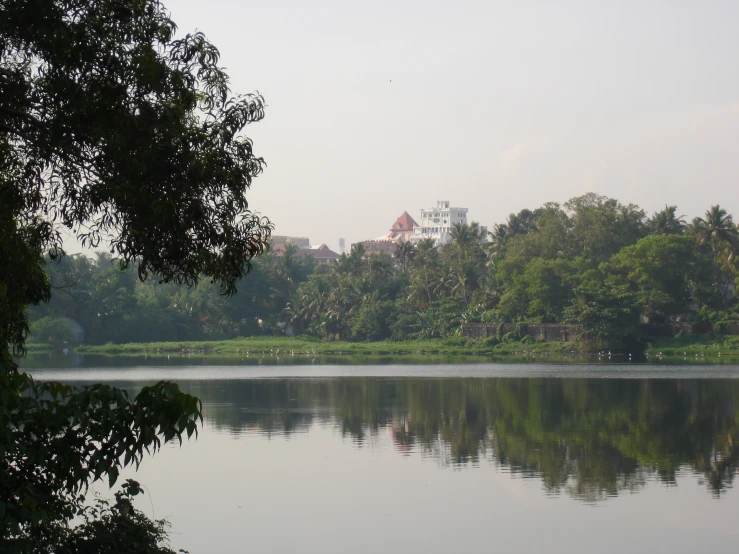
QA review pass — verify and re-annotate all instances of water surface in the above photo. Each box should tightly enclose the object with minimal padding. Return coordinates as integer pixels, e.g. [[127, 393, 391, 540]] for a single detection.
[[26, 358, 739, 554]]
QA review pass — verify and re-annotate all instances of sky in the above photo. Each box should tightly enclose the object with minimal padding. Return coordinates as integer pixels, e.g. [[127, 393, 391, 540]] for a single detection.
[[74, 0, 739, 253]]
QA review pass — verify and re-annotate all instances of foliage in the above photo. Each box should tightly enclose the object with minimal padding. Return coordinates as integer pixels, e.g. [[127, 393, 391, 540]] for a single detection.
[[52, 480, 180, 554], [28, 316, 77, 346], [2, 0, 270, 550], [1, 372, 201, 552], [608, 235, 710, 322], [564, 268, 641, 349], [690, 205, 738, 308], [648, 205, 686, 235], [24, 195, 739, 354], [1, 0, 271, 295]]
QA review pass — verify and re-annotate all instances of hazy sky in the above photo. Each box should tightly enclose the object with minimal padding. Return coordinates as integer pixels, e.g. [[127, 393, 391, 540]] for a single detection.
[[84, 1, 739, 252]]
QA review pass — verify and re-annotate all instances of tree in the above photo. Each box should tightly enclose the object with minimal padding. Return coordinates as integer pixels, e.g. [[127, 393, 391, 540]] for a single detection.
[[496, 257, 581, 323], [1, 0, 270, 549], [648, 205, 685, 236], [406, 240, 441, 310], [499, 203, 570, 263], [441, 223, 488, 304], [564, 268, 641, 350], [690, 205, 738, 308], [564, 193, 647, 264], [393, 240, 415, 273], [2, 0, 271, 356], [505, 209, 539, 239], [691, 205, 737, 257], [608, 235, 709, 321]]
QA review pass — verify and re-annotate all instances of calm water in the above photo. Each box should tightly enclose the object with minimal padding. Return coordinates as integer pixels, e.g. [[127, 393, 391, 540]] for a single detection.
[[25, 358, 739, 554]]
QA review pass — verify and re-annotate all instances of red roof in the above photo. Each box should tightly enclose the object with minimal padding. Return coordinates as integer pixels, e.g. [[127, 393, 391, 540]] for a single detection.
[[391, 211, 418, 232]]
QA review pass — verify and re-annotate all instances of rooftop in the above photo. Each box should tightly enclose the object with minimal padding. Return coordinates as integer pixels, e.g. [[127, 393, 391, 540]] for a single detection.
[[391, 211, 419, 232]]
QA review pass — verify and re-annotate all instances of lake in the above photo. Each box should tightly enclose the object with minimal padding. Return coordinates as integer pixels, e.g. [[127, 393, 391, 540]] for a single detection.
[[24, 357, 739, 554]]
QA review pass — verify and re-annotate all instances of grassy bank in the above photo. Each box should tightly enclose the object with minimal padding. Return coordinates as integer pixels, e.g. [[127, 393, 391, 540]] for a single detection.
[[75, 336, 577, 357], [23, 342, 54, 354], [43, 334, 739, 360], [644, 334, 739, 357]]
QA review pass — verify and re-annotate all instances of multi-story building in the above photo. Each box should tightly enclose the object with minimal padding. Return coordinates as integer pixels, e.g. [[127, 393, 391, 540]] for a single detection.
[[412, 201, 486, 245]]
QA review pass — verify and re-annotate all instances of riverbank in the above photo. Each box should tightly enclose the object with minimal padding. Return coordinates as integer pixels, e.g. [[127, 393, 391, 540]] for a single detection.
[[55, 334, 739, 358], [644, 334, 739, 357], [71, 336, 577, 357]]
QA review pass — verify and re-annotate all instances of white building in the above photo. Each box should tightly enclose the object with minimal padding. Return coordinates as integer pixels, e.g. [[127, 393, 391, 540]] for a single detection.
[[411, 201, 486, 245]]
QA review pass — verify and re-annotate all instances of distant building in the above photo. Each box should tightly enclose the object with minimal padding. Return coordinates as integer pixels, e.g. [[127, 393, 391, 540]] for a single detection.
[[338, 238, 346, 255], [390, 211, 417, 242], [269, 236, 340, 264], [299, 244, 341, 264], [412, 200, 487, 246], [270, 236, 310, 249], [355, 211, 419, 255]]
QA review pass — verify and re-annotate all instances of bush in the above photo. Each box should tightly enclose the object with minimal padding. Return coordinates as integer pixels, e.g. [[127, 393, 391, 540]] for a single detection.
[[443, 336, 468, 347], [29, 316, 78, 345], [713, 319, 739, 336]]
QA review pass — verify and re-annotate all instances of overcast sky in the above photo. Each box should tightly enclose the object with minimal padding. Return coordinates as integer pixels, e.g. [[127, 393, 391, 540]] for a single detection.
[[86, 1, 739, 253]]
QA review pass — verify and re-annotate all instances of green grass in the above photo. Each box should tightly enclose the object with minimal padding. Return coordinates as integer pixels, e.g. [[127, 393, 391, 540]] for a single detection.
[[60, 334, 739, 360], [75, 335, 579, 357], [23, 342, 55, 353], [645, 334, 739, 357]]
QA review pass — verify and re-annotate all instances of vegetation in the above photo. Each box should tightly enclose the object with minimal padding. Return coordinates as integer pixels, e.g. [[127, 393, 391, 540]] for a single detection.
[[645, 334, 739, 356], [73, 335, 576, 357], [28, 197, 739, 354], [3, 1, 739, 550], [1, 0, 269, 551]]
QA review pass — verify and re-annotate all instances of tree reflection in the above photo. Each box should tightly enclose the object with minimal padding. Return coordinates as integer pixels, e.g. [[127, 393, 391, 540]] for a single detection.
[[182, 377, 739, 500]]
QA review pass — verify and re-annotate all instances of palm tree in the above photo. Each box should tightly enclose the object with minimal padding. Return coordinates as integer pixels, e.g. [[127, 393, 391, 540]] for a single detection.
[[450, 222, 483, 250], [489, 223, 508, 251], [690, 205, 738, 307], [691, 205, 737, 262], [394, 241, 415, 273], [277, 243, 302, 298], [649, 205, 685, 235], [415, 238, 436, 256], [347, 243, 366, 275]]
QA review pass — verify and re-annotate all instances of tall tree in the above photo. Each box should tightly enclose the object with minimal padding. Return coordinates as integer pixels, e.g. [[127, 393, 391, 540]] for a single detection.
[[690, 205, 738, 307], [608, 235, 708, 321], [393, 241, 415, 273], [691, 205, 737, 263], [564, 193, 647, 263], [1, 0, 270, 549], [648, 205, 685, 235]]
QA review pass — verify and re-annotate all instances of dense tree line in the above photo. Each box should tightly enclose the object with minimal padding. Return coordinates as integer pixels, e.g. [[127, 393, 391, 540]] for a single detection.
[[31, 194, 739, 349]]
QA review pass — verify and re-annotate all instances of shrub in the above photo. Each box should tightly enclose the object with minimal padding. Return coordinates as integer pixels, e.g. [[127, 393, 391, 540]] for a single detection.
[[29, 316, 78, 345]]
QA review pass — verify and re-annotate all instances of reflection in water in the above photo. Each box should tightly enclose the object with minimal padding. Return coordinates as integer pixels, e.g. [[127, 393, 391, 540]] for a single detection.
[[177, 378, 739, 502]]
